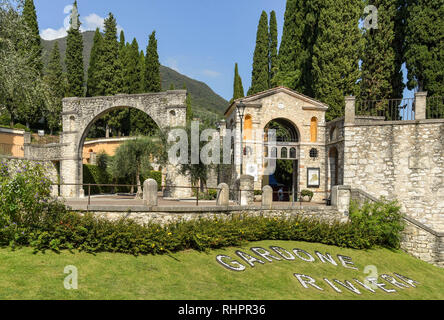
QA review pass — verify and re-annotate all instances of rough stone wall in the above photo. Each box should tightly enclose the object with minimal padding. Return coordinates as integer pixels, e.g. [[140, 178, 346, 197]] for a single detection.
[[24, 143, 63, 161], [88, 207, 348, 226], [343, 120, 444, 232], [401, 218, 444, 267], [0, 157, 59, 197]]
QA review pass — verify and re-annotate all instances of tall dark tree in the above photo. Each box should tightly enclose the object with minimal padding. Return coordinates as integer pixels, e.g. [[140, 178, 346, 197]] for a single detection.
[[22, 0, 42, 73], [248, 11, 269, 95], [44, 42, 66, 134], [311, 0, 363, 121], [139, 50, 146, 93], [96, 13, 123, 96], [232, 63, 245, 102], [65, 1, 84, 97], [361, 0, 405, 102], [273, 0, 306, 90], [269, 10, 278, 87], [144, 31, 161, 92], [405, 0, 444, 98], [86, 28, 103, 97]]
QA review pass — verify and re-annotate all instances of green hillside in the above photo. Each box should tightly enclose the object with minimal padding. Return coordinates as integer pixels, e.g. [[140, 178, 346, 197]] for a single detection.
[[41, 31, 228, 120], [0, 240, 443, 300]]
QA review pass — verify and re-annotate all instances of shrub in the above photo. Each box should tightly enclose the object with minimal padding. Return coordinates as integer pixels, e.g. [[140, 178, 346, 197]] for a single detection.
[[83, 164, 111, 195], [301, 190, 314, 200], [349, 199, 405, 249]]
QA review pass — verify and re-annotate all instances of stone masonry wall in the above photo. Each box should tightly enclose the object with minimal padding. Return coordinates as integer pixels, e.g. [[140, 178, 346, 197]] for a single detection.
[[343, 120, 444, 232]]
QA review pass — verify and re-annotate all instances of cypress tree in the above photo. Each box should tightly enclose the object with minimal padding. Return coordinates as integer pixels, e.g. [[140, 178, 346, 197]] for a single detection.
[[361, 0, 405, 102], [144, 31, 161, 92], [22, 0, 43, 73], [65, 1, 84, 97], [96, 13, 123, 96], [128, 39, 143, 94], [269, 10, 278, 87], [86, 28, 103, 97], [273, 0, 306, 90], [138, 50, 145, 93], [44, 42, 65, 134], [405, 0, 444, 98], [232, 63, 244, 101], [311, 0, 363, 121], [248, 11, 269, 95]]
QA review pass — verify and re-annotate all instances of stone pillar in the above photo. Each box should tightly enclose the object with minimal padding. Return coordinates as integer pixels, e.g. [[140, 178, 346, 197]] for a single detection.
[[216, 183, 229, 206], [331, 185, 351, 216], [415, 92, 427, 120], [143, 179, 158, 207], [262, 185, 273, 209], [239, 175, 254, 206], [345, 96, 356, 125]]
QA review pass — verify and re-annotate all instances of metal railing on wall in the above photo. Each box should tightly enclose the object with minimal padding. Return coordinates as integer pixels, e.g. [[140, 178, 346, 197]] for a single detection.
[[427, 96, 444, 119], [355, 98, 416, 121]]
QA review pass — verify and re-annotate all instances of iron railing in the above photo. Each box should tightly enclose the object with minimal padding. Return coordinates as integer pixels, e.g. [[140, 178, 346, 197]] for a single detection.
[[427, 96, 444, 119], [355, 98, 415, 121]]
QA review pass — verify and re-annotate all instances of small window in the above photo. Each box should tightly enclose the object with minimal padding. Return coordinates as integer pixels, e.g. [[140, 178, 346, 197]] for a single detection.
[[310, 117, 318, 142], [309, 148, 318, 159], [281, 147, 288, 159], [290, 148, 297, 159]]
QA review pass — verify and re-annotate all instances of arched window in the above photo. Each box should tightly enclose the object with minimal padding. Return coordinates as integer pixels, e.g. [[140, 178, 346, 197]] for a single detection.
[[69, 116, 75, 131], [264, 146, 269, 158], [330, 127, 338, 141], [290, 148, 297, 159], [281, 147, 288, 159], [244, 114, 253, 141], [310, 117, 318, 142]]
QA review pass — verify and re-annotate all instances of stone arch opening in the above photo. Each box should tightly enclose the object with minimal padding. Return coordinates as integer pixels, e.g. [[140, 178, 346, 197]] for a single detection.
[[328, 147, 339, 189], [60, 92, 188, 198]]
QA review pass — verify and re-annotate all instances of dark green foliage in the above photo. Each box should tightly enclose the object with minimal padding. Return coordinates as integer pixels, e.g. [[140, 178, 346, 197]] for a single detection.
[[311, 0, 363, 121], [248, 11, 270, 95], [361, 0, 405, 101], [44, 42, 66, 133], [86, 28, 103, 97], [22, 0, 43, 73], [186, 91, 193, 124], [349, 199, 404, 249], [269, 10, 278, 86], [274, 0, 306, 90], [65, 2, 84, 97], [232, 63, 245, 102], [405, 0, 444, 99], [83, 164, 111, 195], [144, 31, 161, 93]]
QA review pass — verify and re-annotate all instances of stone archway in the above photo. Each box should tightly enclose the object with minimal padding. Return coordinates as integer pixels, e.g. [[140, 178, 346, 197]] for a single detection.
[[60, 91, 189, 198]]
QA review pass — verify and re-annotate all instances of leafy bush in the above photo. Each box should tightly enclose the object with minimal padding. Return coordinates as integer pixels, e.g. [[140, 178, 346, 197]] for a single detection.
[[301, 190, 314, 199], [13, 123, 30, 132], [83, 164, 112, 195], [349, 199, 405, 249]]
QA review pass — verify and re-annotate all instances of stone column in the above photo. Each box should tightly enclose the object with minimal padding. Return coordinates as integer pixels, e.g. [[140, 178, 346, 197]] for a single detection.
[[331, 185, 351, 216], [415, 92, 427, 120], [143, 179, 158, 207], [345, 96, 356, 125], [239, 175, 254, 206], [216, 183, 229, 206], [262, 185, 273, 209]]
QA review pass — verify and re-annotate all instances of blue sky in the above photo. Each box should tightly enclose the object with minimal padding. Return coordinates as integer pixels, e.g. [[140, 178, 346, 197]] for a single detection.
[[35, 0, 413, 101], [35, 0, 287, 101]]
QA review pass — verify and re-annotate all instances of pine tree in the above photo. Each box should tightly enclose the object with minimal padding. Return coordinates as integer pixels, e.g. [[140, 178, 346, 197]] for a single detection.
[[44, 42, 65, 134], [269, 10, 278, 87], [405, 0, 444, 98], [232, 63, 245, 101], [311, 0, 363, 121], [22, 0, 42, 73], [273, 0, 306, 90], [65, 1, 84, 97], [144, 31, 161, 92], [86, 28, 103, 97], [248, 11, 269, 95], [361, 0, 405, 103]]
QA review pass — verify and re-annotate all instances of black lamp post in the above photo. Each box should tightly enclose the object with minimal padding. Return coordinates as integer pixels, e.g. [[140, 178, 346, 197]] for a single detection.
[[236, 100, 246, 175]]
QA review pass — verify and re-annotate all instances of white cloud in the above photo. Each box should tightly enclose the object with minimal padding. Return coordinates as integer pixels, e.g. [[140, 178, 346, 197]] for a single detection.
[[40, 6, 124, 41], [202, 69, 221, 78]]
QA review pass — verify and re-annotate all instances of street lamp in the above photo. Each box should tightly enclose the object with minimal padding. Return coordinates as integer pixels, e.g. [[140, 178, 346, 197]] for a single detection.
[[236, 100, 246, 175]]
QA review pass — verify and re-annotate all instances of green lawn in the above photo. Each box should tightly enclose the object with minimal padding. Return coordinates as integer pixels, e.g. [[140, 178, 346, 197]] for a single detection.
[[0, 240, 443, 300]]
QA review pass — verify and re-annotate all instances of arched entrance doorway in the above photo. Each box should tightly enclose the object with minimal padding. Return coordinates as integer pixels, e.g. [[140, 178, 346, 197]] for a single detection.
[[263, 118, 300, 202], [328, 147, 339, 190], [60, 92, 189, 198]]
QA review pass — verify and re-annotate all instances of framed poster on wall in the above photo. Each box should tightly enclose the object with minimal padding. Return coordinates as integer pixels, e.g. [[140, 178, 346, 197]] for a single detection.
[[307, 168, 320, 188]]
